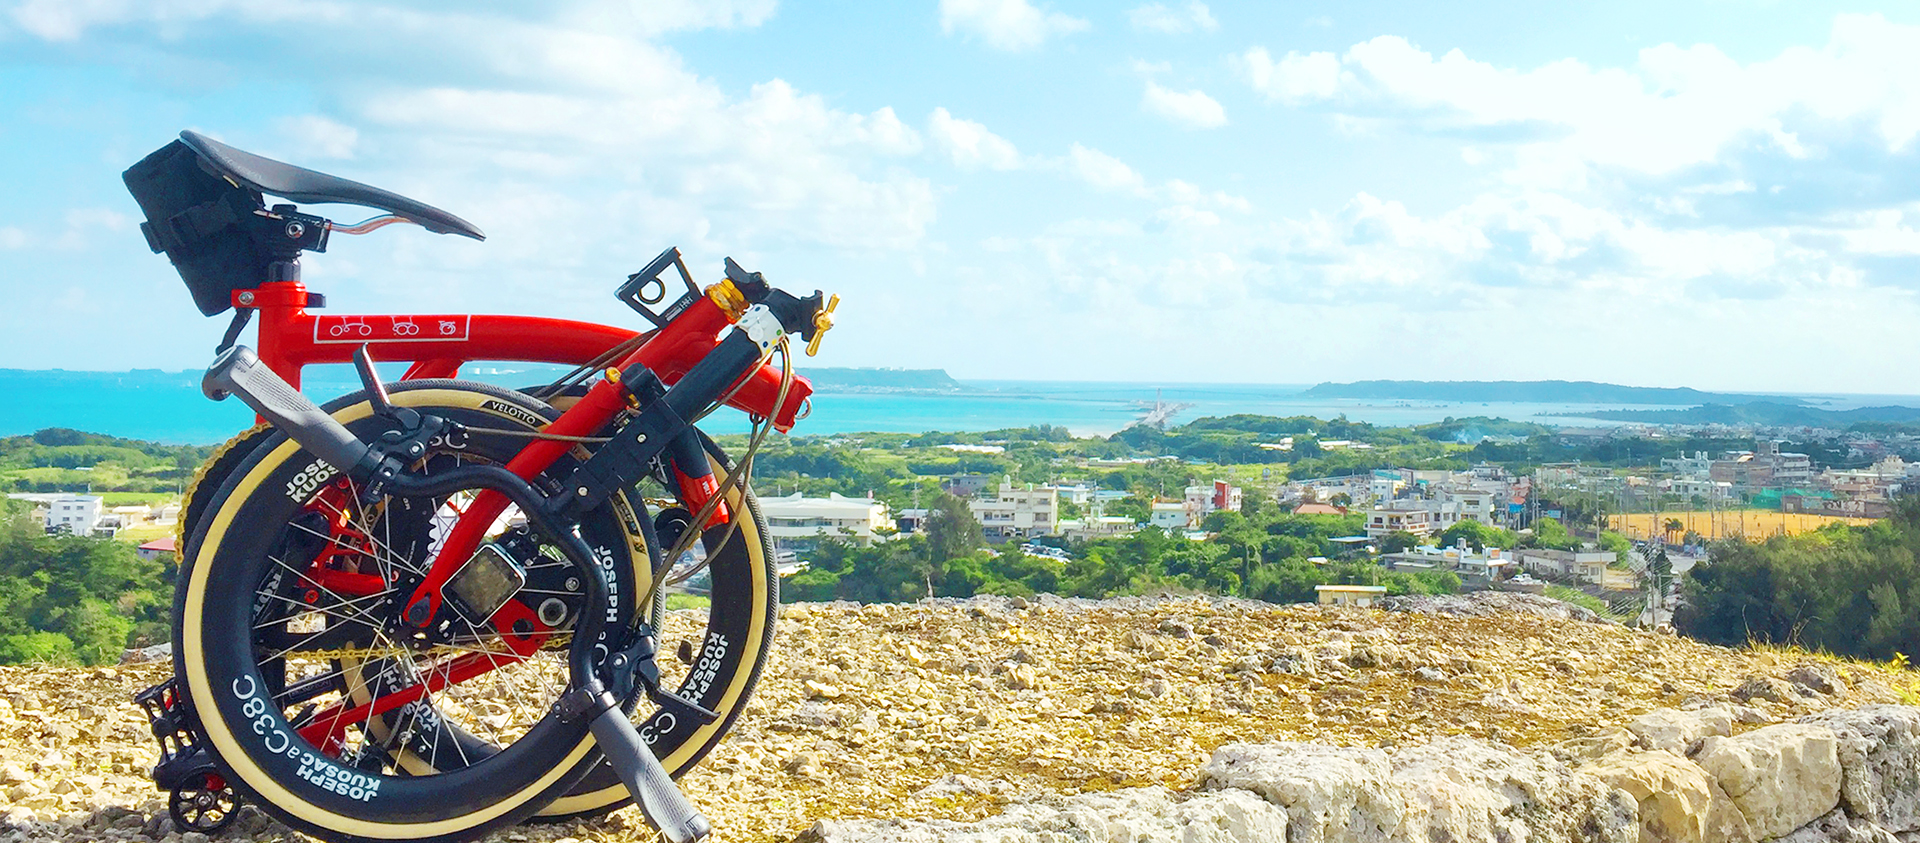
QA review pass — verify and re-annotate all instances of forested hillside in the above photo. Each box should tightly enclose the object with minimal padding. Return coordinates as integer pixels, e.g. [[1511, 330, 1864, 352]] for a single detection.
[[0, 499, 170, 664], [1680, 495, 1920, 661]]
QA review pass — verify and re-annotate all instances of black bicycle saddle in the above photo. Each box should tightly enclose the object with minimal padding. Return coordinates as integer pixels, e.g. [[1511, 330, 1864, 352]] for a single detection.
[[179, 130, 484, 240]]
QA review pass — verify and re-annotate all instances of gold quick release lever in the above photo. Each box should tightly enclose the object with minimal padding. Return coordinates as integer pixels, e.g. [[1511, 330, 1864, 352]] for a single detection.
[[806, 294, 838, 357]]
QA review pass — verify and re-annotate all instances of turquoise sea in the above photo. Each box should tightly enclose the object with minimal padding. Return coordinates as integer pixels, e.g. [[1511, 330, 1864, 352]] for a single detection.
[[1, 366, 1914, 444]]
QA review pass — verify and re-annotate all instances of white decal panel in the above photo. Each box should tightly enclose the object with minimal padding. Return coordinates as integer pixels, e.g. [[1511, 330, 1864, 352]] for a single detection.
[[314, 315, 471, 344]]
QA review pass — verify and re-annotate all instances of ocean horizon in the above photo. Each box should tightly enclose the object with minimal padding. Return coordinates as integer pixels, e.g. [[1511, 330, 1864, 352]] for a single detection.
[[3, 366, 1916, 444]]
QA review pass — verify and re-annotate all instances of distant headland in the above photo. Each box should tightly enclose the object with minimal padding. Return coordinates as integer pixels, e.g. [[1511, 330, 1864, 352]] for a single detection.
[[1298, 379, 1804, 406], [1576, 401, 1920, 426], [800, 367, 978, 394]]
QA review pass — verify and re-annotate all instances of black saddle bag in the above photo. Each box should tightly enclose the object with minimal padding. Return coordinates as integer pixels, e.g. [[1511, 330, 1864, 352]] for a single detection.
[[123, 140, 269, 316]]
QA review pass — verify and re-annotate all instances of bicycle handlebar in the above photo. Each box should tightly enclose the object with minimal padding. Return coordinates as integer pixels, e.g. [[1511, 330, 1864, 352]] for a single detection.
[[203, 345, 377, 478]]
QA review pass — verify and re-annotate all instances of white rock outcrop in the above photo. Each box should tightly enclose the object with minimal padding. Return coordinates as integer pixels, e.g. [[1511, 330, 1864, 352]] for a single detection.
[[1583, 749, 1718, 843], [1390, 736, 1635, 843], [1692, 723, 1842, 840], [797, 787, 1293, 843], [1799, 704, 1920, 835], [1627, 707, 1734, 755], [1196, 743, 1400, 843]]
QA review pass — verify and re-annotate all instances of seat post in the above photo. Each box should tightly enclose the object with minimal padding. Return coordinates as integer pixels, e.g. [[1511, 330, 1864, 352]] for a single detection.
[[268, 257, 300, 284]]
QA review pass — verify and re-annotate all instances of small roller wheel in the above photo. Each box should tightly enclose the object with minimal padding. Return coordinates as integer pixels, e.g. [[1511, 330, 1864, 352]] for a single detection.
[[169, 772, 237, 834]]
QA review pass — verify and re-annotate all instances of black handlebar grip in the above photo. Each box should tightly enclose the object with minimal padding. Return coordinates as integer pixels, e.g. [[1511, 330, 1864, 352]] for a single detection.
[[203, 345, 375, 477], [590, 708, 711, 843]]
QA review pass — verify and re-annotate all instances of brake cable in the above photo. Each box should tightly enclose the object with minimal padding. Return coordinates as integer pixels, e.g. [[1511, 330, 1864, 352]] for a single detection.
[[408, 333, 792, 612], [643, 336, 795, 608]]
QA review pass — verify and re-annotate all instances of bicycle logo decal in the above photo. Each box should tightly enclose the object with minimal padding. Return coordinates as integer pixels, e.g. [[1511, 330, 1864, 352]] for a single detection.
[[327, 319, 372, 338], [314, 315, 470, 344]]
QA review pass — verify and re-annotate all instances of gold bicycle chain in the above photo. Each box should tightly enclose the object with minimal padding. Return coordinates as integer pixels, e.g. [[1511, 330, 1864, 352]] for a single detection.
[[272, 635, 576, 666]]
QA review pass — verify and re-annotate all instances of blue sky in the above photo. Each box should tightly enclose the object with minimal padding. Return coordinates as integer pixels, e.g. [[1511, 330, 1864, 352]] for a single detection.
[[3, 1, 1919, 393]]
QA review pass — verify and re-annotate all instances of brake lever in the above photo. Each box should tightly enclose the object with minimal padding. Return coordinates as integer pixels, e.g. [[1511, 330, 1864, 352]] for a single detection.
[[353, 344, 420, 429]]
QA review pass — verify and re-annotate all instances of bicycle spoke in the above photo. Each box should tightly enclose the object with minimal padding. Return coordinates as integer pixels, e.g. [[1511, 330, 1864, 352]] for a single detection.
[[252, 589, 393, 632], [309, 493, 424, 578]]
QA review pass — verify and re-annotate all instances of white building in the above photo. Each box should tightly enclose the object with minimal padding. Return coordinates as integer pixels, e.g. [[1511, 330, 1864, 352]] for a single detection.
[[1182, 481, 1243, 528], [45, 495, 104, 536], [1059, 516, 1138, 540], [1512, 548, 1615, 584], [1433, 485, 1496, 528], [1658, 477, 1732, 502], [1316, 584, 1387, 608], [757, 492, 892, 553], [969, 479, 1060, 542], [1369, 470, 1408, 504], [1661, 451, 1716, 480], [1363, 506, 1433, 540], [1149, 501, 1187, 531]]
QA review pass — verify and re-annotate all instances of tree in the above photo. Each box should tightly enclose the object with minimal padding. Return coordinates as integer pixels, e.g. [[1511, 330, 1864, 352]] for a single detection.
[[1057, 497, 1084, 521], [1525, 517, 1580, 551], [1663, 518, 1684, 544], [1438, 519, 1512, 552], [922, 493, 984, 594], [1107, 494, 1150, 522], [1246, 557, 1324, 604], [0, 631, 76, 664], [1379, 531, 1421, 554]]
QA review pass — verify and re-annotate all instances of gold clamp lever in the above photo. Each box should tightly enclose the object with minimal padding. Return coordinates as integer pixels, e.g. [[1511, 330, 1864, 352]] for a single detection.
[[806, 294, 839, 357]]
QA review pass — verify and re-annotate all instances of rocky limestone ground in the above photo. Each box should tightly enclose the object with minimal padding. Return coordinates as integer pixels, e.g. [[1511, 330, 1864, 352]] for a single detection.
[[0, 592, 1914, 843]]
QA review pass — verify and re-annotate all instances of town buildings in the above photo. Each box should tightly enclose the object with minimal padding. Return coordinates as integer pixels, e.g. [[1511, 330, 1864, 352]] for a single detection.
[[1711, 440, 1814, 493], [757, 492, 893, 554], [1148, 501, 1187, 530], [1511, 548, 1614, 584], [1182, 481, 1242, 528], [968, 479, 1060, 542], [44, 494, 104, 536], [1315, 584, 1387, 608]]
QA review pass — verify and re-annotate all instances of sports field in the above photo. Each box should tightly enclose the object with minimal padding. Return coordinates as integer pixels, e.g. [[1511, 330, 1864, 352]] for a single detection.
[[1609, 510, 1877, 541]]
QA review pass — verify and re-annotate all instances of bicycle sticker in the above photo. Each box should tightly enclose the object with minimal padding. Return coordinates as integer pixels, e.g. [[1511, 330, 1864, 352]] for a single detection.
[[684, 633, 730, 701], [314, 315, 470, 344], [231, 676, 380, 802], [478, 400, 545, 429], [286, 459, 339, 502]]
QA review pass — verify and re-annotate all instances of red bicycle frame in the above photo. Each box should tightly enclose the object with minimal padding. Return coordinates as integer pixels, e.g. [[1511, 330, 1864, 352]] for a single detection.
[[234, 278, 811, 628]]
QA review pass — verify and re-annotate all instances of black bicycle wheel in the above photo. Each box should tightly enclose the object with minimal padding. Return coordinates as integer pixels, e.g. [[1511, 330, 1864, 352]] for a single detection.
[[175, 382, 642, 842], [175, 423, 273, 564]]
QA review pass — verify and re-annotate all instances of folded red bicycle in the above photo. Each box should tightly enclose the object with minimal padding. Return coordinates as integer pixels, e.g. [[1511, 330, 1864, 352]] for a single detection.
[[123, 130, 832, 843]]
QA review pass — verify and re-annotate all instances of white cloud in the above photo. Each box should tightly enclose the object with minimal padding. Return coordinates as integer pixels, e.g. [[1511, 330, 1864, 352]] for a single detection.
[[7, 0, 776, 41], [1066, 144, 1146, 193], [928, 107, 1023, 170], [939, 0, 1088, 52], [9, 0, 248, 41], [0, 208, 133, 251], [1141, 81, 1227, 129], [276, 115, 360, 159], [1239, 47, 1341, 104], [13, 2, 939, 281], [1163, 179, 1250, 212], [621, 0, 778, 34], [1126, 1, 1215, 35], [1245, 15, 1920, 178]]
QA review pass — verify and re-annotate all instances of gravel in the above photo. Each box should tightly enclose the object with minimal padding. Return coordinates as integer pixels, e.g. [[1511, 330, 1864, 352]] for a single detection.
[[0, 594, 1904, 842]]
